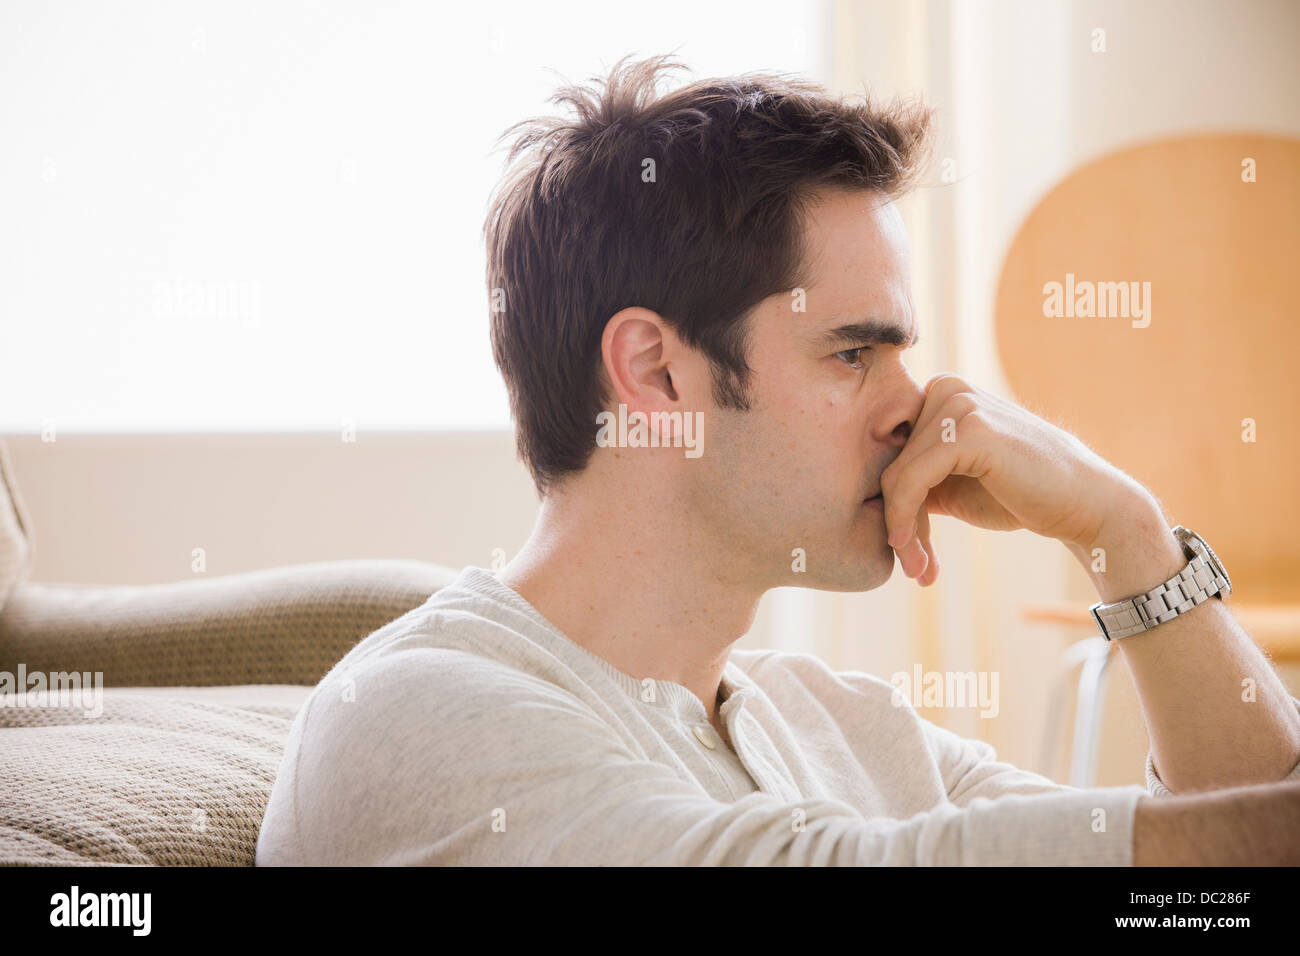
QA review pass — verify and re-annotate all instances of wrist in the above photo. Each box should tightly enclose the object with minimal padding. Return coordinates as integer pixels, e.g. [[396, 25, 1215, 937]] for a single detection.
[[1065, 489, 1186, 604]]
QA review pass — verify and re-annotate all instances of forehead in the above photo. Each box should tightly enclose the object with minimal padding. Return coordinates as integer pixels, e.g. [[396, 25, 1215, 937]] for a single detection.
[[791, 187, 913, 326]]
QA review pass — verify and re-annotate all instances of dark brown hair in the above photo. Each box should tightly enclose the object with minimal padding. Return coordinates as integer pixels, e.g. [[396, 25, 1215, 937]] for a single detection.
[[484, 54, 935, 495]]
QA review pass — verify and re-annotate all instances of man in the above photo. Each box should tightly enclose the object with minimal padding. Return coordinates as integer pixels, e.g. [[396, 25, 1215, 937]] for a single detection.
[[257, 55, 1300, 866]]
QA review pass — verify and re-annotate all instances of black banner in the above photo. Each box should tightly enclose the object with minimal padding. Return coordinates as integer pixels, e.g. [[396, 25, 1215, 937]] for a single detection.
[[0, 864, 1291, 941]]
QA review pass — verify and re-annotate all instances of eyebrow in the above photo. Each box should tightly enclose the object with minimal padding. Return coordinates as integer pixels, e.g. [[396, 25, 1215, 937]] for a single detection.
[[815, 318, 920, 350]]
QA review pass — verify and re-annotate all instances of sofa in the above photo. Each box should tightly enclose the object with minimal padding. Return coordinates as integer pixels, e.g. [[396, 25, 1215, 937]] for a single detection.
[[0, 437, 458, 865]]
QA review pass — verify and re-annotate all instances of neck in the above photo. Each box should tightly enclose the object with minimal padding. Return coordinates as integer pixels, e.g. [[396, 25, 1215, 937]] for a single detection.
[[496, 478, 762, 724]]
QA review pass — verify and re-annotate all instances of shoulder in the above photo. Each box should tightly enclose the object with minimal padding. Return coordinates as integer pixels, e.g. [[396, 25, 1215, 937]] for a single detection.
[[729, 646, 903, 704], [310, 625, 600, 746], [269, 625, 617, 864], [315, 570, 574, 707]]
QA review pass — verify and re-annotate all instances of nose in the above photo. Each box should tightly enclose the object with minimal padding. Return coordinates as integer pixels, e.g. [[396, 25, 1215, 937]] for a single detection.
[[881, 366, 927, 448]]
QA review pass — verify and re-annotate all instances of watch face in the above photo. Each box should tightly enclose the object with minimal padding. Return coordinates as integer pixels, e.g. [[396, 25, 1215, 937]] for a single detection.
[[1181, 528, 1232, 598]]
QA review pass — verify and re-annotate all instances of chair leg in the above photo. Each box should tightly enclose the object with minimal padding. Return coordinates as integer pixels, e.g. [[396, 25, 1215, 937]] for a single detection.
[[1038, 636, 1099, 778], [1069, 637, 1115, 788]]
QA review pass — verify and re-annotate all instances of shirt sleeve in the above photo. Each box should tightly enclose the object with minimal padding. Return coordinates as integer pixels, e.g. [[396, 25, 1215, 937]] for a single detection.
[[741, 650, 1145, 865], [1144, 694, 1300, 797], [907, 701, 1146, 865], [275, 645, 1141, 866]]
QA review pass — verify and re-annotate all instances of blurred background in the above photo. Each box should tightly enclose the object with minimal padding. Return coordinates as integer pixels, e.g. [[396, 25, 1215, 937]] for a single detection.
[[3, 0, 1298, 789]]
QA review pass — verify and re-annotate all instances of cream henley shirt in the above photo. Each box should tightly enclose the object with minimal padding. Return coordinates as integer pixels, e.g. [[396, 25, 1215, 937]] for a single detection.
[[256, 565, 1300, 866]]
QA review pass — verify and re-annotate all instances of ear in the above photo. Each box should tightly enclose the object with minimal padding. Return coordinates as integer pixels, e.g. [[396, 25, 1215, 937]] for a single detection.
[[601, 307, 708, 447], [600, 307, 681, 408]]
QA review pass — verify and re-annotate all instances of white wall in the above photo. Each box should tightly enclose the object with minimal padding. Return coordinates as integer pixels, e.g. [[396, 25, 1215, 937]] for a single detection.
[[5, 431, 540, 584]]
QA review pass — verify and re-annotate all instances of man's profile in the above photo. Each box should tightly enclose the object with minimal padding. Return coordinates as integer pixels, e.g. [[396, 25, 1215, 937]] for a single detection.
[[256, 54, 1300, 866]]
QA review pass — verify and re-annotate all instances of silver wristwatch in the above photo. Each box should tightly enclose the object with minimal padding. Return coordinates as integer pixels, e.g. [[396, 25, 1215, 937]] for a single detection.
[[1089, 526, 1232, 642]]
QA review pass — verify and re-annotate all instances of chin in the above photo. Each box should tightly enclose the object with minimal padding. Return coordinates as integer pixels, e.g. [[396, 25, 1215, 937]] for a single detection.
[[802, 547, 894, 593]]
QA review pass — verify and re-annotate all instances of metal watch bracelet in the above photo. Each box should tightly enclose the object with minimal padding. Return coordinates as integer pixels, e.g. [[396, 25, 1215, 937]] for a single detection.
[[1089, 526, 1232, 642]]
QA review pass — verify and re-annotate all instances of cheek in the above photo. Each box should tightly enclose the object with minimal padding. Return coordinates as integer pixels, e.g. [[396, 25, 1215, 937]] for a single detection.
[[712, 404, 816, 487], [723, 365, 869, 487], [765, 402, 869, 495]]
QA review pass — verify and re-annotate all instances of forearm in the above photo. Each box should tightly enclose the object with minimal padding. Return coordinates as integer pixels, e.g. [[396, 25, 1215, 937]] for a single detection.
[[1066, 484, 1300, 793], [1133, 780, 1300, 866]]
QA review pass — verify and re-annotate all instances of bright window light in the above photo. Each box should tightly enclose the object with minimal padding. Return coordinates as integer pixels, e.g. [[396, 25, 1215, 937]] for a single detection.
[[0, 0, 829, 431]]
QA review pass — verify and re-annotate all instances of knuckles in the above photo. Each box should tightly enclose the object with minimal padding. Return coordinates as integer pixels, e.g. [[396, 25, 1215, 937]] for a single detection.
[[940, 390, 979, 420], [925, 372, 975, 396]]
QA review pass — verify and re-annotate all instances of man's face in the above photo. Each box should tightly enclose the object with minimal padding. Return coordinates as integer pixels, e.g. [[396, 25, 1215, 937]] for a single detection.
[[688, 187, 927, 592]]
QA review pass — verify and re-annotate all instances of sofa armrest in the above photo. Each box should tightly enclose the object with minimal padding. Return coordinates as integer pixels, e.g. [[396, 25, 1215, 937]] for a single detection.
[[0, 559, 459, 687]]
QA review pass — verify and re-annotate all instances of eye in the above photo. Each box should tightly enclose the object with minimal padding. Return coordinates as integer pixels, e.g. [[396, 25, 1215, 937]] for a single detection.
[[834, 346, 871, 370]]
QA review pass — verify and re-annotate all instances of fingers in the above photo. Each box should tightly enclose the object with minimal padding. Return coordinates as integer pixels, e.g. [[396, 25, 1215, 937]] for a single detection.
[[885, 391, 978, 530], [883, 401, 990, 551], [915, 374, 979, 439], [883, 437, 959, 549], [895, 528, 929, 580], [916, 507, 939, 586], [885, 374, 979, 586], [895, 505, 939, 585]]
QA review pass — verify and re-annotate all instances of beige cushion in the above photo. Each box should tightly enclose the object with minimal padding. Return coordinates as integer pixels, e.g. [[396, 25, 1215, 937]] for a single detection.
[[0, 685, 312, 865], [0, 559, 458, 687], [0, 438, 33, 614], [0, 452, 458, 866]]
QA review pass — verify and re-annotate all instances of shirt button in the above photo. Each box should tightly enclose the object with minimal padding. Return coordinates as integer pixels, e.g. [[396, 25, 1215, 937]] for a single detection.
[[692, 725, 717, 750]]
